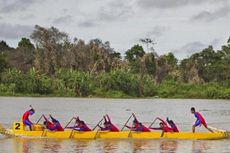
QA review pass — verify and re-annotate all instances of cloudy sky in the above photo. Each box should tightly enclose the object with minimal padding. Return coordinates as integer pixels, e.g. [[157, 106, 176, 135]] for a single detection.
[[0, 0, 229, 59]]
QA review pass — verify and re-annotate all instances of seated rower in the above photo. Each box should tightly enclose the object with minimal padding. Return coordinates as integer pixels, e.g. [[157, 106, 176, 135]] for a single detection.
[[125, 113, 150, 132], [150, 117, 179, 132], [67, 117, 91, 131], [98, 114, 119, 132], [22, 108, 35, 131], [43, 114, 64, 131], [191, 107, 213, 133]]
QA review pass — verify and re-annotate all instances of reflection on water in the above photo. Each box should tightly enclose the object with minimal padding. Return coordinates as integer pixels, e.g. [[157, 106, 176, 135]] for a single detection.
[[192, 140, 208, 153], [132, 140, 152, 153], [0, 137, 228, 153], [160, 140, 177, 153], [73, 140, 91, 153], [102, 140, 119, 153]]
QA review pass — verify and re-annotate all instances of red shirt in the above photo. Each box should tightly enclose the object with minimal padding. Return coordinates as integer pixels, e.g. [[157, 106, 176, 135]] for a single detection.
[[22, 111, 30, 121], [162, 124, 174, 132], [109, 124, 119, 132], [141, 125, 151, 132]]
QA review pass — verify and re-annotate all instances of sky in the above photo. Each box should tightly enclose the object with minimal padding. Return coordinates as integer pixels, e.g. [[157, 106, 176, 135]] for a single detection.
[[0, 0, 229, 59]]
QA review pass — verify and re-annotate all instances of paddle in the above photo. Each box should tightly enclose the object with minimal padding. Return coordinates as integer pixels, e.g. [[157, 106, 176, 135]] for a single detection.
[[161, 131, 165, 137], [36, 115, 43, 124], [121, 115, 132, 131], [128, 122, 134, 138], [68, 117, 80, 138], [93, 117, 105, 139], [64, 117, 75, 129], [148, 118, 157, 128], [29, 105, 34, 110], [92, 117, 104, 131]]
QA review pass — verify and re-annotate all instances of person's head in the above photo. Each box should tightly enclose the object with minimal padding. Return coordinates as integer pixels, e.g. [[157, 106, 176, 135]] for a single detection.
[[138, 122, 142, 127], [79, 121, 85, 127], [191, 107, 196, 114], [43, 121, 47, 126], [104, 121, 109, 126], [159, 122, 164, 128], [29, 109, 35, 115]]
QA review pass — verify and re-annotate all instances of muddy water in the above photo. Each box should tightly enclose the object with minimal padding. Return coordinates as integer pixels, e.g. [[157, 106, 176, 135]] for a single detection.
[[0, 97, 229, 153]]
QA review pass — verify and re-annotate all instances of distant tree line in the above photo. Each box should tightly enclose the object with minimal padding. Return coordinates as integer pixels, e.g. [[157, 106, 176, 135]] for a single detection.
[[0, 25, 230, 98]]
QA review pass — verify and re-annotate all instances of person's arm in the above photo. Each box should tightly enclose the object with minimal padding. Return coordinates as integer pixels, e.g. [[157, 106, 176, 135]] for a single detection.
[[132, 113, 138, 121], [149, 127, 162, 130], [156, 117, 167, 125], [125, 125, 132, 129], [50, 114, 59, 123], [98, 125, 103, 129], [104, 116, 107, 123], [43, 115, 49, 121], [106, 114, 111, 123]]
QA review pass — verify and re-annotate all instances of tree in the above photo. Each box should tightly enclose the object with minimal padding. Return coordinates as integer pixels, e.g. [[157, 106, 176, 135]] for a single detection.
[[17, 37, 35, 50], [31, 25, 69, 75], [140, 38, 156, 52], [0, 53, 7, 74], [0, 41, 12, 52], [125, 44, 145, 61]]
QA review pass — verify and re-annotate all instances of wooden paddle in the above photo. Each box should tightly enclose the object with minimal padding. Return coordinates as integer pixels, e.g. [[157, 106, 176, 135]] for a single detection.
[[64, 117, 75, 129], [36, 115, 43, 124], [128, 122, 134, 138], [92, 117, 104, 131], [121, 115, 132, 131], [148, 118, 157, 128], [93, 117, 104, 139]]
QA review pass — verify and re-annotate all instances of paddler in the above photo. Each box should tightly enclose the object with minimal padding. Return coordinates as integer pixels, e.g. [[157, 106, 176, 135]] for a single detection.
[[43, 114, 64, 131], [191, 107, 213, 133], [98, 114, 119, 132], [125, 113, 150, 132], [22, 108, 35, 131], [150, 117, 179, 132], [67, 117, 91, 131]]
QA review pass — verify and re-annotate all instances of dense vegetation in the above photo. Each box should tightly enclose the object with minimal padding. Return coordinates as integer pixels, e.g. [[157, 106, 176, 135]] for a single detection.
[[0, 25, 230, 98]]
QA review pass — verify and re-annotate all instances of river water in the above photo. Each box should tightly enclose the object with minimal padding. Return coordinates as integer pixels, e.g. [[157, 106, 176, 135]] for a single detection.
[[0, 97, 229, 153]]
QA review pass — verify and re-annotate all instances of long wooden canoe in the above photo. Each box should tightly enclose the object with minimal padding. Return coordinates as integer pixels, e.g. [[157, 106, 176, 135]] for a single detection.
[[0, 122, 229, 140]]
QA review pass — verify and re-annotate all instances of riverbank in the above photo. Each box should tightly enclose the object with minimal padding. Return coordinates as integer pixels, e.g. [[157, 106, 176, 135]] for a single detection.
[[1, 80, 230, 99]]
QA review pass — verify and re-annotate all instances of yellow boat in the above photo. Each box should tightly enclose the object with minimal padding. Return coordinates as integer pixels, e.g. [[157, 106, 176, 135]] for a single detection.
[[0, 121, 229, 140]]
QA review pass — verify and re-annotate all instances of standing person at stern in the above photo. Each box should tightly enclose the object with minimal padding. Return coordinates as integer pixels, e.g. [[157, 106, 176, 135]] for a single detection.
[[191, 107, 213, 133]]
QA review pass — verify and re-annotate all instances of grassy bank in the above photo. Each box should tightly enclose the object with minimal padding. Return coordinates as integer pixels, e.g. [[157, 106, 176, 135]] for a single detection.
[[1, 68, 230, 99]]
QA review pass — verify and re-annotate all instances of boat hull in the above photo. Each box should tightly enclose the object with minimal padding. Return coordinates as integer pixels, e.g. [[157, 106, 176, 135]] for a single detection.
[[9, 130, 226, 140]]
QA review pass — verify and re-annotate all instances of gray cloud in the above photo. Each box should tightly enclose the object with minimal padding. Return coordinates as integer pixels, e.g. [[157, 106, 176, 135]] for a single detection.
[[52, 15, 73, 25], [0, 23, 33, 39], [20, 14, 36, 20], [77, 0, 134, 28], [78, 20, 98, 28], [97, 0, 134, 22], [191, 5, 230, 21], [0, 0, 39, 13], [173, 41, 207, 58], [146, 26, 169, 38], [137, 0, 221, 9]]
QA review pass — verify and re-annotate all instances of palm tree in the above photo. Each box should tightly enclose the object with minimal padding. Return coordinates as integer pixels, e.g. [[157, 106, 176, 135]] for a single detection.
[[139, 38, 156, 53]]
